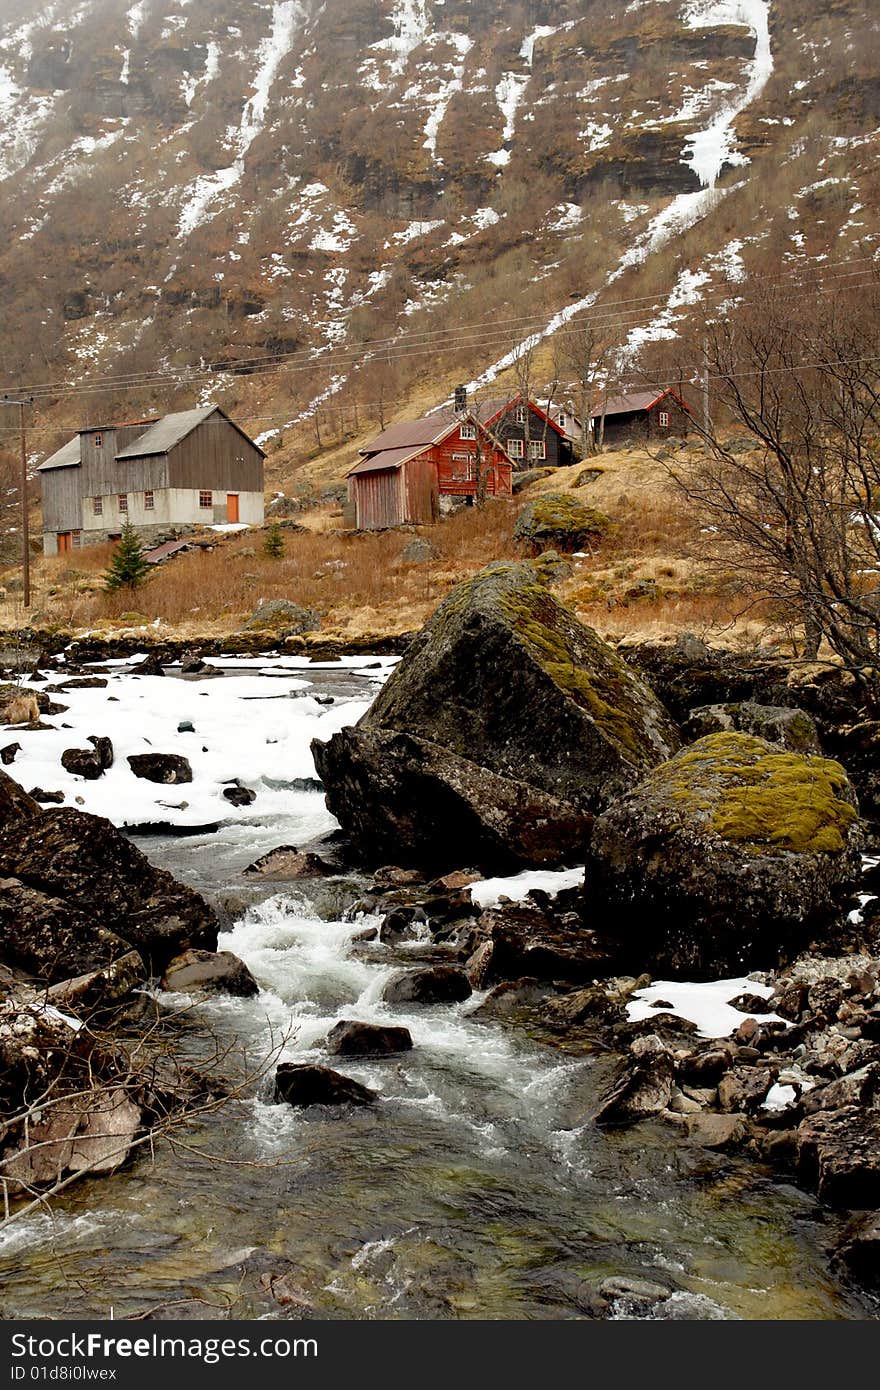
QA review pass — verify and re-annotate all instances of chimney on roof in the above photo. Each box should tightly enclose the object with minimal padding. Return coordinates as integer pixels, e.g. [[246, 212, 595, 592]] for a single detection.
[[453, 384, 467, 414]]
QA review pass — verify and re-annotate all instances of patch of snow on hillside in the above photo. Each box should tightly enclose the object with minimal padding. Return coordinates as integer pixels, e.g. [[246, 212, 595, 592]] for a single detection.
[[484, 71, 529, 164], [580, 119, 613, 151], [546, 203, 583, 233], [681, 0, 773, 187], [0, 66, 56, 181], [310, 209, 357, 253], [176, 1, 304, 238], [369, 0, 431, 76], [387, 219, 444, 248], [624, 265, 711, 355], [119, 49, 131, 84], [711, 237, 745, 280], [420, 33, 473, 158], [126, 1, 148, 39], [446, 207, 501, 246], [520, 22, 577, 66], [182, 40, 220, 106]]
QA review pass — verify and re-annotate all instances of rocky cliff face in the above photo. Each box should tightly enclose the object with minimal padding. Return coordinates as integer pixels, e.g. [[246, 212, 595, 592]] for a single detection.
[[0, 0, 877, 479]]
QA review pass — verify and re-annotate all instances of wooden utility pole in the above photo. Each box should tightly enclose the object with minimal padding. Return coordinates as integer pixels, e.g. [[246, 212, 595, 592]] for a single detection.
[[701, 333, 711, 439], [2, 395, 32, 608]]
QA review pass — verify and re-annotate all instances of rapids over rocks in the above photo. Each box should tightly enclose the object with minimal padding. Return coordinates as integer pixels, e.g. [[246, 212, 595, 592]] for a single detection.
[[0, 657, 874, 1320]]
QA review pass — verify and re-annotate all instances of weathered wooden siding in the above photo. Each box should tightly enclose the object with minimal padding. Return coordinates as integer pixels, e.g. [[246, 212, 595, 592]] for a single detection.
[[166, 415, 264, 492], [40, 466, 82, 531], [489, 405, 573, 468], [599, 397, 691, 446], [354, 468, 405, 529], [404, 454, 439, 524], [80, 430, 170, 496], [433, 435, 512, 498]]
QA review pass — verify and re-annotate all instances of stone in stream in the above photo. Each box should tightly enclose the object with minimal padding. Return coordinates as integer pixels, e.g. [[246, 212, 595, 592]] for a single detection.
[[833, 1213, 880, 1284], [593, 1036, 675, 1126], [134, 653, 166, 677], [274, 1063, 377, 1108], [588, 733, 863, 978], [243, 845, 333, 878], [0, 771, 217, 979], [127, 753, 193, 784], [61, 746, 105, 780], [88, 734, 114, 770], [222, 783, 256, 807], [312, 561, 678, 871], [162, 948, 258, 998], [797, 1108, 880, 1207], [1, 742, 20, 765], [29, 787, 65, 804], [382, 965, 472, 1005], [326, 1020, 413, 1056]]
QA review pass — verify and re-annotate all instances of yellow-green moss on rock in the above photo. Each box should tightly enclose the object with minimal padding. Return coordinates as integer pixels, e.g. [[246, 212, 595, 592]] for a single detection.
[[647, 733, 858, 854], [514, 493, 610, 554]]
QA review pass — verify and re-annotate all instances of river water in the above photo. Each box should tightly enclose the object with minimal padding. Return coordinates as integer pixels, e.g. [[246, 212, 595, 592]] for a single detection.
[[0, 659, 874, 1320]]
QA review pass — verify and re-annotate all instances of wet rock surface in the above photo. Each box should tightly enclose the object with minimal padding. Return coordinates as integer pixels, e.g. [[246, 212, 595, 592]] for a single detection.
[[314, 562, 677, 871], [274, 1063, 377, 1108]]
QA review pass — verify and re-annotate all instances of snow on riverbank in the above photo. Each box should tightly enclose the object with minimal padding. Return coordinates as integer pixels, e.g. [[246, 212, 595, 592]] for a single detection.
[[626, 976, 785, 1038], [3, 657, 396, 833], [470, 866, 584, 910]]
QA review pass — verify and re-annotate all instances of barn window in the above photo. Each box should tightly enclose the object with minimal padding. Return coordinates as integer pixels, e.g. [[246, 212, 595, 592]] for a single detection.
[[507, 438, 524, 459], [528, 440, 546, 460], [92, 496, 103, 516], [451, 452, 474, 481], [118, 494, 128, 514], [658, 411, 670, 427], [459, 423, 476, 440], [199, 490, 213, 508], [94, 432, 103, 448], [514, 406, 527, 424], [144, 490, 154, 510]]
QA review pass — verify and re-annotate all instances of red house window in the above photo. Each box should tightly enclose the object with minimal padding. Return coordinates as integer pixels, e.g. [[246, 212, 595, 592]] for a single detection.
[[459, 423, 476, 440], [118, 494, 128, 514], [451, 452, 474, 480], [199, 490, 213, 508]]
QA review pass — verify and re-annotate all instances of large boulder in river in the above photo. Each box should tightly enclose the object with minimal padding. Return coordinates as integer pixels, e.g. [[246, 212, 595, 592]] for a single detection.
[[0, 774, 217, 979], [588, 733, 862, 978], [312, 562, 678, 870]]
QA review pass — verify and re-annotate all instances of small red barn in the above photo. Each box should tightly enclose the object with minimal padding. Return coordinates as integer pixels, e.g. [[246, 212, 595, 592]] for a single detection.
[[348, 411, 512, 531]]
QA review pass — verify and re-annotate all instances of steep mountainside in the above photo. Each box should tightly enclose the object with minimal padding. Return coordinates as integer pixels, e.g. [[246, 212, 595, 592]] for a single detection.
[[0, 0, 877, 487]]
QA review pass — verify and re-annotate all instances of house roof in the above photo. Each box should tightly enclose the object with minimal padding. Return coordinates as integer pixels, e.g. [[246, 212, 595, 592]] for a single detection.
[[38, 405, 266, 473], [115, 406, 218, 459], [37, 437, 82, 472], [351, 409, 506, 478], [595, 388, 692, 419], [349, 444, 426, 477]]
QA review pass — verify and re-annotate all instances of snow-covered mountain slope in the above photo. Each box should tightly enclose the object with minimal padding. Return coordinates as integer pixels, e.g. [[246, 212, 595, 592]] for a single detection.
[[0, 0, 877, 478]]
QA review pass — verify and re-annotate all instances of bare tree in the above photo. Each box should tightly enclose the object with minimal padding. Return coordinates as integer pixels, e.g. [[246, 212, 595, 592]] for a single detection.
[[558, 314, 615, 457], [672, 278, 880, 683]]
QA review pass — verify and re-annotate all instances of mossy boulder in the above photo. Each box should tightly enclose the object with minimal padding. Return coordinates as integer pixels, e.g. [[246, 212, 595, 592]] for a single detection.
[[681, 701, 820, 753], [514, 494, 610, 553], [312, 561, 678, 871], [588, 733, 863, 978]]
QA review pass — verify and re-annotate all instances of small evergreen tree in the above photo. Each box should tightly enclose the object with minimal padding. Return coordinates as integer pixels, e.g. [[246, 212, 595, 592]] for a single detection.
[[263, 522, 285, 559], [104, 521, 150, 592]]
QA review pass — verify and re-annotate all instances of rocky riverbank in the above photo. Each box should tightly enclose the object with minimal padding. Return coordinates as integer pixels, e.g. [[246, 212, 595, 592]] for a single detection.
[[3, 563, 880, 1307]]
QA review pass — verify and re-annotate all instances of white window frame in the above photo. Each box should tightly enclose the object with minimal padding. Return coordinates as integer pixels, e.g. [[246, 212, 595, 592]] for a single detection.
[[92, 496, 103, 516], [118, 493, 128, 514], [507, 438, 524, 459], [658, 411, 670, 427], [528, 439, 547, 460], [144, 490, 154, 511], [450, 451, 475, 481], [514, 405, 527, 424], [459, 423, 476, 440]]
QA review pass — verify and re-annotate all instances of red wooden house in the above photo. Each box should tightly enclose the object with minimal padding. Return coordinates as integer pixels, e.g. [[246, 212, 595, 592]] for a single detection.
[[348, 410, 512, 531]]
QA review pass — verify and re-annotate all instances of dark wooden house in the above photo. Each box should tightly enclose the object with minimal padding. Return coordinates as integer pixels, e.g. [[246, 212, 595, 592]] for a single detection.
[[348, 411, 512, 531], [38, 405, 265, 554], [592, 388, 692, 447], [475, 394, 574, 468]]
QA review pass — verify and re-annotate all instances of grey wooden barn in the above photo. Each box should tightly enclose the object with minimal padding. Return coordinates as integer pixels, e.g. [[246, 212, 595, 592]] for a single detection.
[[38, 405, 265, 554]]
